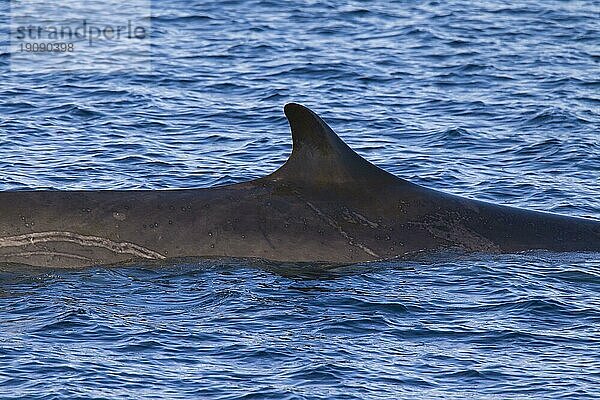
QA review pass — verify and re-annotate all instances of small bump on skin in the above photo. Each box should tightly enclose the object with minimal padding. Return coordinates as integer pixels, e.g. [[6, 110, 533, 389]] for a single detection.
[[112, 211, 126, 221]]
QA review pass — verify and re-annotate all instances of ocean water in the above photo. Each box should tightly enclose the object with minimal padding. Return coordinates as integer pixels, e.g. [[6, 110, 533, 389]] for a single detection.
[[1, 0, 599, 398]]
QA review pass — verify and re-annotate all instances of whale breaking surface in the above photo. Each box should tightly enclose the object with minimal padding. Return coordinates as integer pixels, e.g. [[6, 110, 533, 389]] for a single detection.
[[1, 103, 599, 268]]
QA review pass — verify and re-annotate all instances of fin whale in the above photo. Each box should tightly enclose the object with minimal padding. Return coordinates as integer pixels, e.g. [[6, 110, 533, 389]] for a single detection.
[[0, 103, 598, 267]]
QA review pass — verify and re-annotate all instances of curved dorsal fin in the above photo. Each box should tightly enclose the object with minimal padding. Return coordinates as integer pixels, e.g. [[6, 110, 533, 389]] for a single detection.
[[267, 103, 399, 188]]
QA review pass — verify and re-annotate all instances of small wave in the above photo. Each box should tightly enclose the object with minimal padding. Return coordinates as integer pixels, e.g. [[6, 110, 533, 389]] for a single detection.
[[524, 108, 590, 126], [511, 138, 562, 157], [548, 269, 600, 284], [439, 127, 470, 139], [151, 14, 214, 23], [47, 103, 105, 119]]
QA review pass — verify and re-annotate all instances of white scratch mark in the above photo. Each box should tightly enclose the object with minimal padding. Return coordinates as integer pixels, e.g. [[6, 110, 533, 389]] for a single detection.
[[0, 231, 166, 260], [301, 198, 380, 258]]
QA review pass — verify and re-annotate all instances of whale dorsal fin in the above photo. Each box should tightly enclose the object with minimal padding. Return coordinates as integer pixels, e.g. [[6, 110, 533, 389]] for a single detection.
[[268, 103, 399, 188]]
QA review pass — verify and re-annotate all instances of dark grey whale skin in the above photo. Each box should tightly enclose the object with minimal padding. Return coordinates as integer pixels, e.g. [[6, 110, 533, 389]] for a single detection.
[[0, 103, 599, 267]]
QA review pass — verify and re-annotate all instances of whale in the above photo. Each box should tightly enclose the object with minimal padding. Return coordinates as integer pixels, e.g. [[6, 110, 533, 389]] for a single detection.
[[0, 103, 599, 268]]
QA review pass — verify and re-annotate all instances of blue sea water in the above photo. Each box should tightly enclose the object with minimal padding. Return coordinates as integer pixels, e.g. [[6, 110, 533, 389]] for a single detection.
[[1, 0, 600, 398]]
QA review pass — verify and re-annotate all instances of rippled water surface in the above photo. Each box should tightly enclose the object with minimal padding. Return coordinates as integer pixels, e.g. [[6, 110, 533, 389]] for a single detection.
[[1, 0, 599, 398]]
